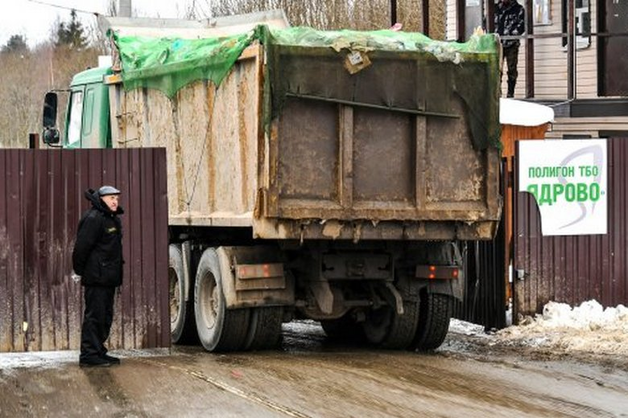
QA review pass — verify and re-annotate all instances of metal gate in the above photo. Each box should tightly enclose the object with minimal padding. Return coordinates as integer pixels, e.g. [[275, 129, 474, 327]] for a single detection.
[[0, 148, 169, 352], [513, 137, 628, 319]]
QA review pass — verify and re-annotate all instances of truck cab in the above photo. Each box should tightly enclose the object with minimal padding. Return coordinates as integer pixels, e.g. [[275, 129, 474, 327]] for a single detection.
[[43, 66, 112, 149]]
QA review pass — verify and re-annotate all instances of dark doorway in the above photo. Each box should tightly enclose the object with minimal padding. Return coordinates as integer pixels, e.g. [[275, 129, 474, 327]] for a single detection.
[[599, 0, 628, 96]]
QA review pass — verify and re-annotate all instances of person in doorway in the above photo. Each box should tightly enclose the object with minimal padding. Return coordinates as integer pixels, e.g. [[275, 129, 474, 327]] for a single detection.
[[73, 186, 124, 367], [495, 0, 525, 97]]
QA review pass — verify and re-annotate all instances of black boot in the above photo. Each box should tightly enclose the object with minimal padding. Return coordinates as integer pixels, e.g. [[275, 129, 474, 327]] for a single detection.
[[102, 353, 120, 365], [507, 80, 516, 98]]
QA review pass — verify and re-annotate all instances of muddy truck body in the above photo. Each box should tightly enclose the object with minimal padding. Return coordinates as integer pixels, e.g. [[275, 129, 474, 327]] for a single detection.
[[42, 11, 502, 351]]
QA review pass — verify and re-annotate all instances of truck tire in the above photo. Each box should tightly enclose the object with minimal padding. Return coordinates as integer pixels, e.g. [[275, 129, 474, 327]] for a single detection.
[[362, 276, 421, 349], [244, 307, 283, 350], [362, 300, 420, 349], [362, 307, 392, 345], [169, 244, 196, 344], [412, 292, 453, 351], [320, 314, 365, 343], [194, 248, 250, 352], [380, 299, 420, 349]]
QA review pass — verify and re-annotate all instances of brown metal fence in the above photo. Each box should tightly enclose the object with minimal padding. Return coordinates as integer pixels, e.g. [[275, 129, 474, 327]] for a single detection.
[[0, 148, 169, 352], [513, 138, 628, 319], [453, 228, 507, 331], [453, 159, 508, 330]]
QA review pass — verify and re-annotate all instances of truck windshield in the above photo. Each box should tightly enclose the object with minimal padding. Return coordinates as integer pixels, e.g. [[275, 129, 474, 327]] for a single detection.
[[67, 91, 83, 145]]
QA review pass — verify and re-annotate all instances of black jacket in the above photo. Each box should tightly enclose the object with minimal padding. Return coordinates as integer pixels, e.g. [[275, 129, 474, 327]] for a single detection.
[[495, 0, 525, 49], [72, 189, 124, 287]]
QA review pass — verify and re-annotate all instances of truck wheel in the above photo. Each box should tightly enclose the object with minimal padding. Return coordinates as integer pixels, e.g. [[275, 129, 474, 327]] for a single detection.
[[362, 308, 392, 345], [412, 293, 453, 351], [194, 248, 250, 352], [380, 299, 420, 349], [244, 307, 283, 350], [362, 301, 420, 349], [362, 277, 421, 349], [320, 314, 365, 343], [169, 244, 196, 344]]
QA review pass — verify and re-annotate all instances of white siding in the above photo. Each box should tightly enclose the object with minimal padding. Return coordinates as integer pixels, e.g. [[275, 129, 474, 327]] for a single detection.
[[500, 42, 528, 98], [532, 0, 598, 99], [531, 0, 567, 99], [447, 0, 600, 99], [446, 0, 457, 41], [546, 117, 628, 139]]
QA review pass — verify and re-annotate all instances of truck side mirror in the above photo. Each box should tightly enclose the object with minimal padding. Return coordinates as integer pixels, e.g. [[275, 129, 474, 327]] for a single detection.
[[43, 92, 60, 145], [43, 127, 60, 145], [43, 92, 58, 128]]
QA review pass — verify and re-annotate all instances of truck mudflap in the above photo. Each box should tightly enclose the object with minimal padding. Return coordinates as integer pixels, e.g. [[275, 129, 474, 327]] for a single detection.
[[415, 264, 463, 300], [216, 246, 295, 309], [412, 242, 465, 301]]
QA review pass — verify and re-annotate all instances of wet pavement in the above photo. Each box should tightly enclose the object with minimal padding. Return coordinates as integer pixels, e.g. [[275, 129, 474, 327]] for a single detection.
[[1, 321, 627, 418]]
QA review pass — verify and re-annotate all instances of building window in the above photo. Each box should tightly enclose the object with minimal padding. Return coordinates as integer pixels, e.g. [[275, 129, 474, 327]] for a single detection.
[[533, 0, 551, 25], [562, 0, 591, 49]]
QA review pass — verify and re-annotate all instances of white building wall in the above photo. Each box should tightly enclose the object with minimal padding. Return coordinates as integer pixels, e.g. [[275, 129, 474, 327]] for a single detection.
[[446, 0, 599, 99]]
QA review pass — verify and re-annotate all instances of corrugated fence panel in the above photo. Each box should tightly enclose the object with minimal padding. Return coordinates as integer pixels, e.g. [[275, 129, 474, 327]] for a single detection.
[[514, 138, 628, 319], [0, 152, 8, 352], [0, 148, 169, 352], [453, 159, 507, 330]]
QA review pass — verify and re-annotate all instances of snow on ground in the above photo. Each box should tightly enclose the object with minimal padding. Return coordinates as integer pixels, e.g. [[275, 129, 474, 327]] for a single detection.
[[0, 348, 171, 371], [3, 302, 627, 370], [448, 300, 628, 358]]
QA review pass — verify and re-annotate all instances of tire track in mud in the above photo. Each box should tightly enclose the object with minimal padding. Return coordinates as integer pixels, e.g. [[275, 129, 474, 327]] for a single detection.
[[211, 322, 616, 417], [269, 353, 549, 417], [83, 367, 150, 418], [223, 350, 613, 418], [135, 357, 311, 418]]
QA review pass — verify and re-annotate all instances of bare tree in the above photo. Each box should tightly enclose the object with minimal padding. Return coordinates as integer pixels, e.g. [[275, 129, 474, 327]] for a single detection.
[[0, 41, 101, 148], [197, 0, 444, 35], [107, 0, 118, 16]]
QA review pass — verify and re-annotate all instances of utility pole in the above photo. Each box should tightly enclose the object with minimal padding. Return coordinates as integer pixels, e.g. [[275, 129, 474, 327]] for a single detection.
[[390, 0, 397, 26], [119, 0, 132, 18], [422, 0, 429, 36]]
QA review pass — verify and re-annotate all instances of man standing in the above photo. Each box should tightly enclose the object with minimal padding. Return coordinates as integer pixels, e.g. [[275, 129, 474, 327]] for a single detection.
[[73, 186, 124, 367], [495, 0, 525, 97]]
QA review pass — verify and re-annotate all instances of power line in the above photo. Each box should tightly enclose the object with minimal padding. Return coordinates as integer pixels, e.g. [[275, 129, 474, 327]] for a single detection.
[[26, 0, 102, 16]]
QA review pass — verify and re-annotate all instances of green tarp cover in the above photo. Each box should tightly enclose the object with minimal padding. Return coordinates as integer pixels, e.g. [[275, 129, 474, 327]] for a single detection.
[[266, 26, 498, 56], [113, 30, 256, 97], [112, 26, 501, 149]]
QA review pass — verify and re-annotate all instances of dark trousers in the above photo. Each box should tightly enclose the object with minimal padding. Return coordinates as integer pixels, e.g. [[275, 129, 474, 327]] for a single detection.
[[80, 286, 115, 361], [502, 45, 519, 97]]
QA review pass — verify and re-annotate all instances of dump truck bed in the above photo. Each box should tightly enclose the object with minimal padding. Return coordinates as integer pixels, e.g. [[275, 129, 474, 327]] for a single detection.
[[108, 25, 502, 240]]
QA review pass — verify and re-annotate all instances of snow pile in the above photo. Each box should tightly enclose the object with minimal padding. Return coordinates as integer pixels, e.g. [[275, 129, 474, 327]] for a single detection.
[[495, 300, 628, 356], [449, 318, 487, 336], [533, 300, 628, 330], [500, 98, 554, 126], [446, 300, 628, 359]]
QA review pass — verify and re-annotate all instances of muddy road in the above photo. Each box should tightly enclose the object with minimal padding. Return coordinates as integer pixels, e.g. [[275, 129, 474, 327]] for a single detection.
[[1, 321, 627, 418]]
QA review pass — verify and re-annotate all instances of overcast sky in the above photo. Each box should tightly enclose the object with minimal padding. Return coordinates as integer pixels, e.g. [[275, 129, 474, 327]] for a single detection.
[[0, 0, 203, 47]]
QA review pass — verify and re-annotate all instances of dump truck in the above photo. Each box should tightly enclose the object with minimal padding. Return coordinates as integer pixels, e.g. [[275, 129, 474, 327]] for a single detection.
[[42, 10, 502, 352]]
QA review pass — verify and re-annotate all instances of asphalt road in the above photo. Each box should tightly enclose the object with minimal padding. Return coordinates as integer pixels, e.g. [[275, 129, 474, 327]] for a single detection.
[[1, 321, 627, 418]]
